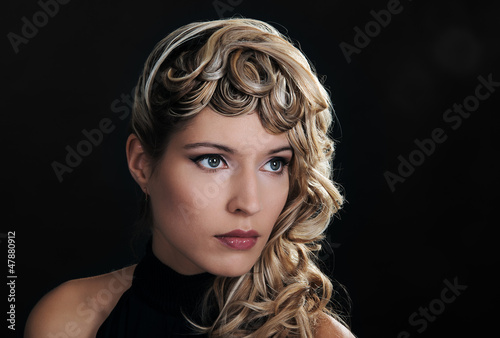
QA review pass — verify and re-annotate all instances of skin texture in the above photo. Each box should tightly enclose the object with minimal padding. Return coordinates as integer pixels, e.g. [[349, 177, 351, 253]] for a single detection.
[[24, 265, 136, 338], [128, 107, 292, 276], [24, 108, 355, 337]]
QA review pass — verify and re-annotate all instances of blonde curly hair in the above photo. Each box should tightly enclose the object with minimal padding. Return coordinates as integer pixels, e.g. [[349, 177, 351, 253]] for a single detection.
[[130, 18, 345, 337]]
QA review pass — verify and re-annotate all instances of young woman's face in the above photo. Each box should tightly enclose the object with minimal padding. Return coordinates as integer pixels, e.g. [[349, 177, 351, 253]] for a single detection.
[[147, 108, 292, 276]]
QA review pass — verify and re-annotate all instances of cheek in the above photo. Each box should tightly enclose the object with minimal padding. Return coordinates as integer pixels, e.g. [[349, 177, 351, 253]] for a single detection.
[[261, 178, 289, 228], [151, 162, 289, 231], [150, 166, 191, 225], [151, 164, 222, 229]]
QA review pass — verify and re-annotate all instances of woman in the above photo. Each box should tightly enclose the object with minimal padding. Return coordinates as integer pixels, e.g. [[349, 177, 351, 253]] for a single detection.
[[25, 18, 354, 337]]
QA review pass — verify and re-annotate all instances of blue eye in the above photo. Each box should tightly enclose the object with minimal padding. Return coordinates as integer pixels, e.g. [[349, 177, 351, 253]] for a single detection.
[[267, 159, 281, 171], [191, 154, 289, 175], [194, 155, 226, 170], [263, 158, 288, 174], [205, 156, 221, 168]]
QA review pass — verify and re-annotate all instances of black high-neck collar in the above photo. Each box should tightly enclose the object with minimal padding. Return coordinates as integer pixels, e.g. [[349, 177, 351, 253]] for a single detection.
[[131, 241, 216, 317]]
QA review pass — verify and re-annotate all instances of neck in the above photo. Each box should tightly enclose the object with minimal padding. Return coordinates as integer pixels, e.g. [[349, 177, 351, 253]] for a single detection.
[[132, 239, 216, 316], [151, 228, 206, 276]]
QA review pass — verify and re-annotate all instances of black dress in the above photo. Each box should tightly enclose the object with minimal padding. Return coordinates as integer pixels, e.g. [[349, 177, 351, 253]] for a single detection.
[[96, 244, 215, 337]]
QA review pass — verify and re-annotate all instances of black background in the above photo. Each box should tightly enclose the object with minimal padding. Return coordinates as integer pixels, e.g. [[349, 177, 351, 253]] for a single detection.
[[3, 0, 498, 337]]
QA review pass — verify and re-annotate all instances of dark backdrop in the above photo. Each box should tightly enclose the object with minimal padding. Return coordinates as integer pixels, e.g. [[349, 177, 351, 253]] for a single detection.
[[3, 0, 498, 337]]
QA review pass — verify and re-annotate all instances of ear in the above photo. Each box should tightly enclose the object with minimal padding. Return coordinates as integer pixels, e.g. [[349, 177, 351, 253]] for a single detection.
[[126, 134, 152, 192]]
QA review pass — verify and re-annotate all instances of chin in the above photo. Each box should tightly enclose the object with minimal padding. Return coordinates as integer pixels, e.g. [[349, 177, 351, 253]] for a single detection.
[[209, 259, 256, 277], [218, 270, 251, 278]]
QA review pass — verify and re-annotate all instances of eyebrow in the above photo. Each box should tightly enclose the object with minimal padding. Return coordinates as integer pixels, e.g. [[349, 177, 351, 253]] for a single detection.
[[183, 142, 293, 155]]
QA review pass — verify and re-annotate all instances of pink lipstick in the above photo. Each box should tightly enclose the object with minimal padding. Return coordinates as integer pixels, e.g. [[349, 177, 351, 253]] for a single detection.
[[215, 230, 259, 250]]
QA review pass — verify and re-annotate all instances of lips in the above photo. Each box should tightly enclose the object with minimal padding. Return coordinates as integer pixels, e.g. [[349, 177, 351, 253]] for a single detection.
[[215, 230, 260, 250]]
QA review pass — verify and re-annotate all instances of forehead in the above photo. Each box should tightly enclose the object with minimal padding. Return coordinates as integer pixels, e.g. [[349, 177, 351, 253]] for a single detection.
[[171, 108, 290, 154]]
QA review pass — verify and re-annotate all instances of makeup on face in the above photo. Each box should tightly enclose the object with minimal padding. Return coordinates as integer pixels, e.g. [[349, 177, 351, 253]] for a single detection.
[[215, 229, 260, 250], [149, 108, 292, 277]]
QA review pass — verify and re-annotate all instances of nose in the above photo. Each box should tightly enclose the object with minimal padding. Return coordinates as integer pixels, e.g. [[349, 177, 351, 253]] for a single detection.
[[227, 166, 262, 216]]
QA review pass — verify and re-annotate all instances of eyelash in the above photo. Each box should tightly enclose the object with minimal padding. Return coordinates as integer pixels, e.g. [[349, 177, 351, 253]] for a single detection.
[[191, 154, 290, 176]]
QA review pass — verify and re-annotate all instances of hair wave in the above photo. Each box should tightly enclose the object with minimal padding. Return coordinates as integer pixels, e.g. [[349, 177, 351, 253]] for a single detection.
[[130, 18, 346, 337]]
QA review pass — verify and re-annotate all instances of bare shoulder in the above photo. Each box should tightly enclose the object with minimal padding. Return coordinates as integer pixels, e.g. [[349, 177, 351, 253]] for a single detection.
[[24, 265, 136, 338], [315, 313, 356, 338]]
